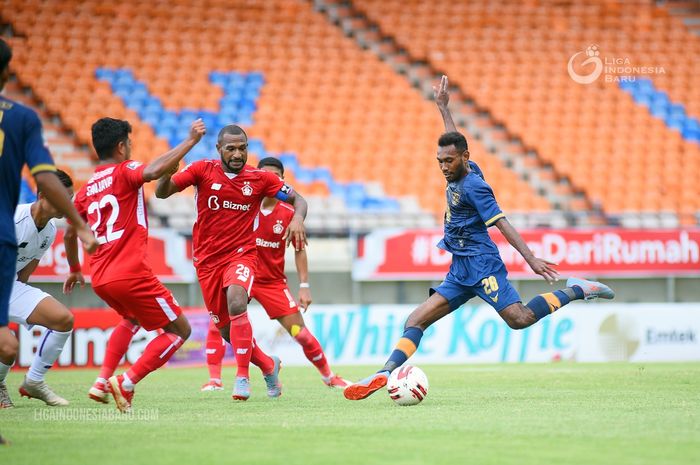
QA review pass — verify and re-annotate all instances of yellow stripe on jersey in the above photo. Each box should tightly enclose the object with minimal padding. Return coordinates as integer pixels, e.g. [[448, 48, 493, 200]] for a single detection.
[[485, 212, 505, 226], [29, 163, 57, 175]]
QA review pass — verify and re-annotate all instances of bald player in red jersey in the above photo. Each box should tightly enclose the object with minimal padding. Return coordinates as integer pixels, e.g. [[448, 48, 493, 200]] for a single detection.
[[156, 125, 308, 401], [201, 157, 350, 392], [64, 118, 206, 412]]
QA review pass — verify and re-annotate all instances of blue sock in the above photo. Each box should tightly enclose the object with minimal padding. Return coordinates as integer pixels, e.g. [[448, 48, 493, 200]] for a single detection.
[[380, 327, 423, 374], [527, 287, 582, 322]]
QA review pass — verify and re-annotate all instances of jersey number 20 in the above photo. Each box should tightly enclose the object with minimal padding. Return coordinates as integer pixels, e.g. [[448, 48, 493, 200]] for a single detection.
[[87, 194, 124, 244]]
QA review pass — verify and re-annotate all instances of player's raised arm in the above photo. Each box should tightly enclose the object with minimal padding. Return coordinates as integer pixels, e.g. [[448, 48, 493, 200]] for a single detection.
[[433, 75, 458, 133], [494, 218, 559, 284], [34, 171, 98, 254], [144, 119, 205, 182], [278, 189, 308, 251]]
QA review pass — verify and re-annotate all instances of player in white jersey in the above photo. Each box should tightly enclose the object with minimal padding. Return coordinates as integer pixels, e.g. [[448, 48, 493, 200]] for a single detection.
[[0, 170, 76, 408]]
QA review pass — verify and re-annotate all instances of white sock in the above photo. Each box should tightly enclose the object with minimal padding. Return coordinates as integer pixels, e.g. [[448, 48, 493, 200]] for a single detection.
[[122, 373, 134, 391], [0, 361, 11, 383], [27, 329, 72, 382]]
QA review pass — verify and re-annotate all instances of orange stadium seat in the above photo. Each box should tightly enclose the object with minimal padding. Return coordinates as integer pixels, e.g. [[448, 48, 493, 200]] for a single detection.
[[352, 0, 700, 217]]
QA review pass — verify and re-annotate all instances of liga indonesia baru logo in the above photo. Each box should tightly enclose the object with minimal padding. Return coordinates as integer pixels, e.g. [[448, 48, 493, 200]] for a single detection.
[[567, 45, 665, 84]]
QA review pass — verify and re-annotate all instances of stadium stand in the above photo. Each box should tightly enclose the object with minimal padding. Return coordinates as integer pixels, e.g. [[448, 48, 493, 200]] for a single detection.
[[3, 0, 697, 228], [351, 0, 700, 226], [1, 0, 551, 234]]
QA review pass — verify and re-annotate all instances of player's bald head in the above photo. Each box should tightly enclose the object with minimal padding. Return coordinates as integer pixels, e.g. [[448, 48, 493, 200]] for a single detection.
[[217, 125, 247, 144]]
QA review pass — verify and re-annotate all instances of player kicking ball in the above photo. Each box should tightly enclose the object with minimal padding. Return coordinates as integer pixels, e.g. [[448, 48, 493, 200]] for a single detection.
[[64, 117, 206, 412], [156, 125, 308, 401], [200, 157, 350, 392], [0, 170, 76, 407], [343, 76, 615, 401]]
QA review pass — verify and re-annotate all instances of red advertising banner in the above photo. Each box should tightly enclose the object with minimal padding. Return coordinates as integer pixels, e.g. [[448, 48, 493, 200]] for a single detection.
[[31, 228, 194, 282], [12, 308, 212, 370], [353, 229, 700, 280]]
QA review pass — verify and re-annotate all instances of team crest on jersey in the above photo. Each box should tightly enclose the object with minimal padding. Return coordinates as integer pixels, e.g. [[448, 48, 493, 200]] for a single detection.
[[126, 161, 143, 170], [450, 190, 460, 206], [211, 183, 222, 191], [242, 181, 253, 196], [273, 220, 284, 234]]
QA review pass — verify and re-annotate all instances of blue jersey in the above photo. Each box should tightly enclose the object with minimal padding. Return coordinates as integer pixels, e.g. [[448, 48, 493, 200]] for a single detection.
[[0, 96, 56, 246], [437, 167, 504, 257]]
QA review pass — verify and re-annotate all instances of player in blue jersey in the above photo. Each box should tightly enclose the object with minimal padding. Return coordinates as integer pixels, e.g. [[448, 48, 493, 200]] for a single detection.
[[344, 75, 615, 401], [0, 38, 98, 410]]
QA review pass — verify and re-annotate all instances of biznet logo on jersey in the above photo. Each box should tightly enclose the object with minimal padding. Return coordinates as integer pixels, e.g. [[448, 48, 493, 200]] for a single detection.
[[256, 238, 281, 249], [207, 195, 251, 211]]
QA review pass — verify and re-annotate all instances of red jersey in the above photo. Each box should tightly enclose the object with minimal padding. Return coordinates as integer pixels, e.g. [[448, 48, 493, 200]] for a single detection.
[[171, 161, 287, 271], [74, 160, 151, 286], [255, 201, 295, 283]]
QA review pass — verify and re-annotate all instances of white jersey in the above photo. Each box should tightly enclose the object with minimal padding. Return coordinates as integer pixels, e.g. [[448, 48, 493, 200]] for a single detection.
[[14, 202, 56, 273]]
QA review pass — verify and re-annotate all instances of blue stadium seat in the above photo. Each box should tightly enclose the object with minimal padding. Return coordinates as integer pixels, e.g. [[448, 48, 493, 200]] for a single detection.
[[98, 68, 404, 211]]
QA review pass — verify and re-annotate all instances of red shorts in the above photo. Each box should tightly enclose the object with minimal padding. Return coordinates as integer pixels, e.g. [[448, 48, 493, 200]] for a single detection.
[[92, 275, 182, 331], [250, 280, 299, 320], [197, 250, 257, 329]]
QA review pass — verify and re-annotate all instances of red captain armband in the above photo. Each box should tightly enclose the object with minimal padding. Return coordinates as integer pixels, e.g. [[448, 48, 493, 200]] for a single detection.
[[69, 263, 82, 273]]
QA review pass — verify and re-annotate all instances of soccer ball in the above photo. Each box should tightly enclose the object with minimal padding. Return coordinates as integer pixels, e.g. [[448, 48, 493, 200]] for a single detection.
[[386, 365, 429, 406]]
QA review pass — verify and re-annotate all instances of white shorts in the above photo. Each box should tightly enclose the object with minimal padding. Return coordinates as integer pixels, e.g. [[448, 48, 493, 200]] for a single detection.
[[9, 280, 51, 327]]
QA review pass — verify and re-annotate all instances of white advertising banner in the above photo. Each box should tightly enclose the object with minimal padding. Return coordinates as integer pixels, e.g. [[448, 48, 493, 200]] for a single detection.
[[247, 303, 700, 365]]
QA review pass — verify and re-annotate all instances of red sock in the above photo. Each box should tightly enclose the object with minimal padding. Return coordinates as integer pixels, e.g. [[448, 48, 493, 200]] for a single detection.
[[126, 332, 184, 384], [229, 313, 253, 378], [250, 338, 274, 375], [99, 319, 139, 380], [205, 322, 225, 381], [294, 326, 331, 378]]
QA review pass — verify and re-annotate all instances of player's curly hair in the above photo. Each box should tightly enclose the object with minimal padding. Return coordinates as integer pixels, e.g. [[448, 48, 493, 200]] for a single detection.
[[438, 131, 468, 153], [91, 118, 132, 160], [257, 157, 284, 176]]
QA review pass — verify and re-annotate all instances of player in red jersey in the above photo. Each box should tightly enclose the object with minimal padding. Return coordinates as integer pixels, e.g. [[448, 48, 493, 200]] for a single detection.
[[155, 125, 308, 401], [201, 157, 350, 392], [64, 117, 206, 412]]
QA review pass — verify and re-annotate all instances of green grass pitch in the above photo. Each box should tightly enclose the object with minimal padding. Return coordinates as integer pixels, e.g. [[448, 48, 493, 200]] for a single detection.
[[2, 363, 699, 465]]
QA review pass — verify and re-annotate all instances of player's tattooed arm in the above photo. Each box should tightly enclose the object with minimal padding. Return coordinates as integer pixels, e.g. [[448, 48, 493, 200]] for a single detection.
[[281, 190, 308, 251], [494, 217, 559, 284], [144, 119, 205, 182], [433, 75, 458, 133], [16, 259, 39, 284]]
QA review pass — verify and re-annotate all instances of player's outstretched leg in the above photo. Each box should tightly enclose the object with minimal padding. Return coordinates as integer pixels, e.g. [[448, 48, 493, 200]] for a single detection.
[[521, 277, 615, 326], [109, 315, 189, 413], [91, 319, 139, 404], [201, 321, 225, 392], [345, 293, 451, 401]]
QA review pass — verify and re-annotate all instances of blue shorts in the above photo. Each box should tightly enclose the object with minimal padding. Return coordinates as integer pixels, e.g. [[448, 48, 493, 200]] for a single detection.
[[430, 253, 521, 312], [0, 243, 17, 326]]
